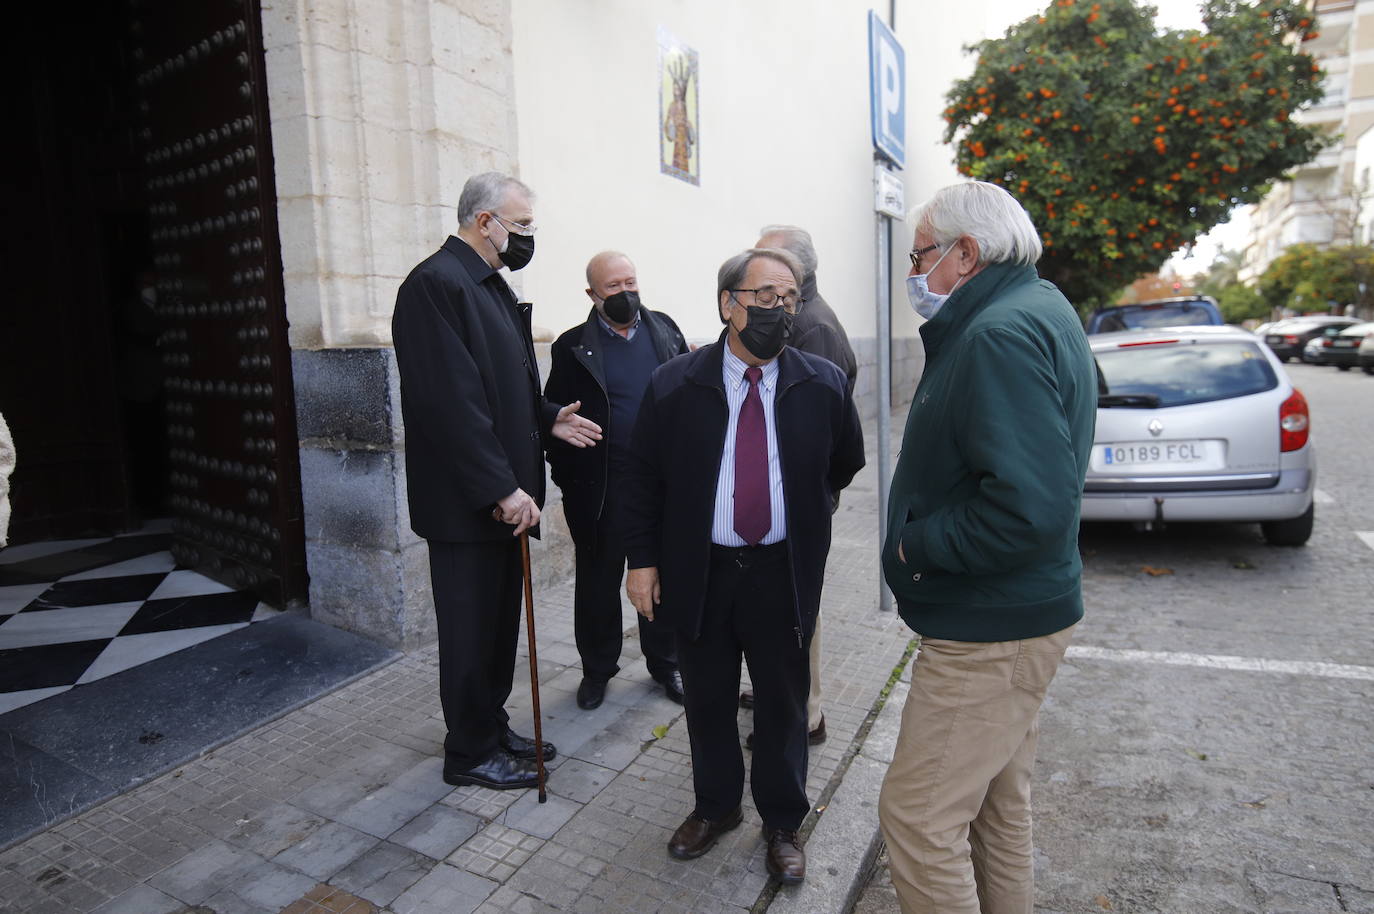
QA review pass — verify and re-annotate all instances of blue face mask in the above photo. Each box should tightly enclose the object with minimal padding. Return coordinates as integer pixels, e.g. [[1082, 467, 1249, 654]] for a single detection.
[[905, 245, 962, 320]]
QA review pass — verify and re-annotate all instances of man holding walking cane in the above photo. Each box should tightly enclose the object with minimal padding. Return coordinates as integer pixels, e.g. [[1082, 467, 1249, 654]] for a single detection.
[[393, 172, 602, 790]]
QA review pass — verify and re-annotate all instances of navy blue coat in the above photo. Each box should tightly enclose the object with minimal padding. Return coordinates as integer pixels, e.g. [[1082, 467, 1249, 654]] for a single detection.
[[622, 335, 865, 641]]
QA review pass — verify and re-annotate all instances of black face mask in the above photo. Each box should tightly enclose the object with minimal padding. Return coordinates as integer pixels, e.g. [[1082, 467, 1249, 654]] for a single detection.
[[601, 290, 640, 324], [737, 305, 792, 360], [497, 230, 535, 271]]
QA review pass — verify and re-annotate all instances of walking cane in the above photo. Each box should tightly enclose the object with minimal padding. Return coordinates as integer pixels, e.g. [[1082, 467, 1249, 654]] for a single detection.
[[519, 531, 548, 803]]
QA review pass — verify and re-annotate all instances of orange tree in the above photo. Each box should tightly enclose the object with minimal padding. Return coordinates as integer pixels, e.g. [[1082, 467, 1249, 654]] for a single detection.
[[944, 0, 1328, 309]]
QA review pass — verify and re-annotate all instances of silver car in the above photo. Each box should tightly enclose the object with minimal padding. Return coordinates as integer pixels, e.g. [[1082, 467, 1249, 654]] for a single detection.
[[1083, 326, 1316, 545]]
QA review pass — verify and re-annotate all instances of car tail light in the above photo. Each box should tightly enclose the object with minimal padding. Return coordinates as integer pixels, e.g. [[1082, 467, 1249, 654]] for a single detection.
[[1280, 388, 1309, 452], [1321, 338, 1332, 348], [1283, 335, 1300, 344], [1118, 338, 1179, 347]]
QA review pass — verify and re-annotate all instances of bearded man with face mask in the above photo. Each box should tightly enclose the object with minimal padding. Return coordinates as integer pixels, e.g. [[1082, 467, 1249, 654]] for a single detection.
[[621, 248, 865, 885], [392, 172, 602, 791], [544, 251, 689, 711], [879, 182, 1096, 914]]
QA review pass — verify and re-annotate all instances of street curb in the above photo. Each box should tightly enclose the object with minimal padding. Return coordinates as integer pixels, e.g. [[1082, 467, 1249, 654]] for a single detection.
[[768, 678, 910, 913]]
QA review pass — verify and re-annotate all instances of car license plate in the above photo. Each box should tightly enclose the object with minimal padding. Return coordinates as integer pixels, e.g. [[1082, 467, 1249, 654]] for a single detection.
[[1333, 338, 1358, 348], [1092, 439, 1219, 472], [1266, 336, 1283, 345]]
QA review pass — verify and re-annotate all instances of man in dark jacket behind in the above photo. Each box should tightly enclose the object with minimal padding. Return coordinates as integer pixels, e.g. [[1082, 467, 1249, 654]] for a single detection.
[[739, 224, 860, 750], [623, 248, 865, 885], [544, 251, 689, 711], [877, 181, 1096, 913], [392, 172, 602, 792]]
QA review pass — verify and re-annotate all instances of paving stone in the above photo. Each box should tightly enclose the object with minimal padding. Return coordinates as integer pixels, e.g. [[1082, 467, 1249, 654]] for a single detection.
[[207, 857, 319, 910], [329, 839, 432, 906], [279, 882, 380, 914], [390, 804, 483, 859], [272, 822, 380, 880], [447, 823, 545, 883], [389, 862, 499, 914], [334, 757, 453, 838], [440, 782, 522, 821], [223, 802, 328, 858], [543, 758, 617, 805], [88, 883, 183, 914], [501, 791, 580, 840], [145, 839, 264, 905]]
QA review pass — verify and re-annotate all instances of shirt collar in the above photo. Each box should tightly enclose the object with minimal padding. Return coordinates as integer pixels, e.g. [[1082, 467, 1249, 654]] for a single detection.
[[596, 310, 641, 339], [722, 341, 779, 392]]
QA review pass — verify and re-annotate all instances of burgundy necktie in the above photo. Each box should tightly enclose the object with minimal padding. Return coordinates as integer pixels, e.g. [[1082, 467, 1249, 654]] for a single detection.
[[733, 366, 770, 545]]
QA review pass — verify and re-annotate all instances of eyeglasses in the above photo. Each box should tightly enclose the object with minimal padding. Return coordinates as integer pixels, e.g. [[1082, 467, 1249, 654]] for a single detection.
[[909, 243, 940, 272], [730, 288, 803, 314], [492, 214, 537, 236]]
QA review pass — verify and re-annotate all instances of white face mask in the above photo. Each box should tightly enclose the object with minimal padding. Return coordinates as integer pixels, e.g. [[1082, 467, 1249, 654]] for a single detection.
[[906, 244, 961, 320]]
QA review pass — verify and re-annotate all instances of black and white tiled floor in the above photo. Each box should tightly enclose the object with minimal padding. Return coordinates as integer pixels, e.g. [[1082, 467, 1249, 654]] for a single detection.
[[0, 525, 279, 715]]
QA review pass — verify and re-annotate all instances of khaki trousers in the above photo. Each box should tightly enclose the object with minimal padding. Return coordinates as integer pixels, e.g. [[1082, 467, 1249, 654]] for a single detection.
[[878, 624, 1076, 914]]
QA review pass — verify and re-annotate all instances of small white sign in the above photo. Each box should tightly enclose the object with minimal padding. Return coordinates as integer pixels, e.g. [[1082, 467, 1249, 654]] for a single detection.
[[875, 166, 905, 219]]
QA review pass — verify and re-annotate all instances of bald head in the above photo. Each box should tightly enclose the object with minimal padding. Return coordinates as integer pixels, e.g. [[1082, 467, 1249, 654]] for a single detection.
[[585, 251, 638, 301]]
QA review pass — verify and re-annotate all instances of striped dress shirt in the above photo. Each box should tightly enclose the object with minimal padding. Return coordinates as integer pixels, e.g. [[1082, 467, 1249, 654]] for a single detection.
[[712, 345, 787, 546]]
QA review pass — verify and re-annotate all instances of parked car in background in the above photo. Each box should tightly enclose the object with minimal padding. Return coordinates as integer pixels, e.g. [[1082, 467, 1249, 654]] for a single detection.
[[1263, 316, 1357, 362], [1324, 321, 1374, 372], [1084, 326, 1316, 545], [1360, 332, 1374, 374], [1086, 296, 1224, 334], [1301, 324, 1350, 365]]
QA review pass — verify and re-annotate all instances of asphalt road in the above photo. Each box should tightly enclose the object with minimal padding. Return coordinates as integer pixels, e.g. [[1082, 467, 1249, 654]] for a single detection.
[[855, 361, 1374, 914]]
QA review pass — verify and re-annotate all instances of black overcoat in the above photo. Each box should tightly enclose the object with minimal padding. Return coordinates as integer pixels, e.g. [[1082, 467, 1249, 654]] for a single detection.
[[543, 307, 687, 540], [392, 236, 559, 543], [622, 335, 866, 641]]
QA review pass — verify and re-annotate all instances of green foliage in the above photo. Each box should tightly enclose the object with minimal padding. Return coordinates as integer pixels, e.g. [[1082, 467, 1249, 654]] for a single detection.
[[944, 0, 1329, 310], [1217, 282, 1266, 322], [1258, 242, 1374, 311]]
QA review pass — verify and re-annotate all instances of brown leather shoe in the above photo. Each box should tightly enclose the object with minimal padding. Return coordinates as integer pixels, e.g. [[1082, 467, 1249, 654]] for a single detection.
[[764, 828, 806, 884], [745, 714, 827, 751], [667, 807, 743, 860]]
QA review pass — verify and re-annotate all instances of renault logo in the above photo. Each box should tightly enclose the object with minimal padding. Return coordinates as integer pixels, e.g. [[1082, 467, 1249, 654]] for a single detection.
[[1148, 419, 1164, 437]]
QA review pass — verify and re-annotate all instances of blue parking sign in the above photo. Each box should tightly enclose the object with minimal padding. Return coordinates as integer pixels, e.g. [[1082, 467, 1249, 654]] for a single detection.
[[868, 11, 905, 168]]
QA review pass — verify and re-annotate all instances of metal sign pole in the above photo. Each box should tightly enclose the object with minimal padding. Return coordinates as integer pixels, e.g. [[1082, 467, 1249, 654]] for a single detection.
[[876, 207, 893, 613]]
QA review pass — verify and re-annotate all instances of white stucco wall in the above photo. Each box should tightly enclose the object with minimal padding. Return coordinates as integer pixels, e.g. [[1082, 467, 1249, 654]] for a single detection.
[[509, 0, 1041, 345]]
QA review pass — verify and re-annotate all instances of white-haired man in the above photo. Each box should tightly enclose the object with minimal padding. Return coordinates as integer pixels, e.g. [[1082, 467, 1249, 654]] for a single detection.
[[878, 181, 1096, 913], [392, 171, 601, 791]]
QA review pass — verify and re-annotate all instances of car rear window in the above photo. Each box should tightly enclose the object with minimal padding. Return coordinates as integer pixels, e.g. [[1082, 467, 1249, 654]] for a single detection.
[[1096, 340, 1279, 408], [1093, 303, 1218, 332]]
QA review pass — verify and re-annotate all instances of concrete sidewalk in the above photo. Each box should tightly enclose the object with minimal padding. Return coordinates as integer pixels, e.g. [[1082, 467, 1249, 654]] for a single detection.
[[0, 427, 912, 914]]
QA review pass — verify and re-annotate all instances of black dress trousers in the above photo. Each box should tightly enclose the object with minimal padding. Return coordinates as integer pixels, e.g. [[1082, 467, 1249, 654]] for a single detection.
[[677, 543, 811, 831], [573, 485, 677, 683], [427, 538, 523, 769]]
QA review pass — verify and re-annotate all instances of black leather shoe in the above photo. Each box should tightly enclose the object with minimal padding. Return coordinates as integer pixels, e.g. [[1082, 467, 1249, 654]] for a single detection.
[[746, 714, 827, 751], [764, 828, 806, 884], [500, 728, 557, 761], [655, 670, 685, 704], [577, 678, 607, 710], [739, 690, 755, 709], [443, 747, 540, 790], [667, 807, 744, 860]]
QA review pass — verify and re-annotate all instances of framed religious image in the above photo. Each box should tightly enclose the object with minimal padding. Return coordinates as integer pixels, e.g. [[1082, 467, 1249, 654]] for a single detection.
[[658, 28, 699, 185]]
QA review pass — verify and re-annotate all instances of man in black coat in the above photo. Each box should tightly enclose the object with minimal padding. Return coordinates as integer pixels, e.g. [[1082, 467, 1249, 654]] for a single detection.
[[392, 172, 602, 790], [544, 251, 689, 711], [623, 248, 865, 885]]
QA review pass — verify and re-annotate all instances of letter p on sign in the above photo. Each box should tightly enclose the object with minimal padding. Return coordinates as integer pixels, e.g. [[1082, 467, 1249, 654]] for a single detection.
[[868, 11, 906, 168]]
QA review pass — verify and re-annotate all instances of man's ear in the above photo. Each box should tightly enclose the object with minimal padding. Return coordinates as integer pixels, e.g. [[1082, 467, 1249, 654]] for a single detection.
[[586, 288, 598, 304], [958, 236, 981, 273], [719, 290, 736, 324]]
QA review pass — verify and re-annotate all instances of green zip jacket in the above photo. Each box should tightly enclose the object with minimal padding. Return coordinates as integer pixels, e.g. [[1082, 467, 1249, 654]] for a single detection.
[[883, 262, 1097, 642]]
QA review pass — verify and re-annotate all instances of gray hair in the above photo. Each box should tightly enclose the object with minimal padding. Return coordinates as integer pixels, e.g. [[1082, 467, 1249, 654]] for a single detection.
[[913, 181, 1042, 266], [716, 248, 805, 322], [456, 172, 534, 228], [757, 224, 818, 277]]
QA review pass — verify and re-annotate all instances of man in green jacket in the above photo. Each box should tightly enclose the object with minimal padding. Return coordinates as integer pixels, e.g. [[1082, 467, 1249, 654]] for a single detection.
[[878, 181, 1096, 914]]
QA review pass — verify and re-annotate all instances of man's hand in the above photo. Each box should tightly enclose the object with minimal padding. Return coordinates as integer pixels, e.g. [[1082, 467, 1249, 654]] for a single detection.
[[494, 487, 540, 536], [551, 401, 603, 448], [626, 567, 661, 621]]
